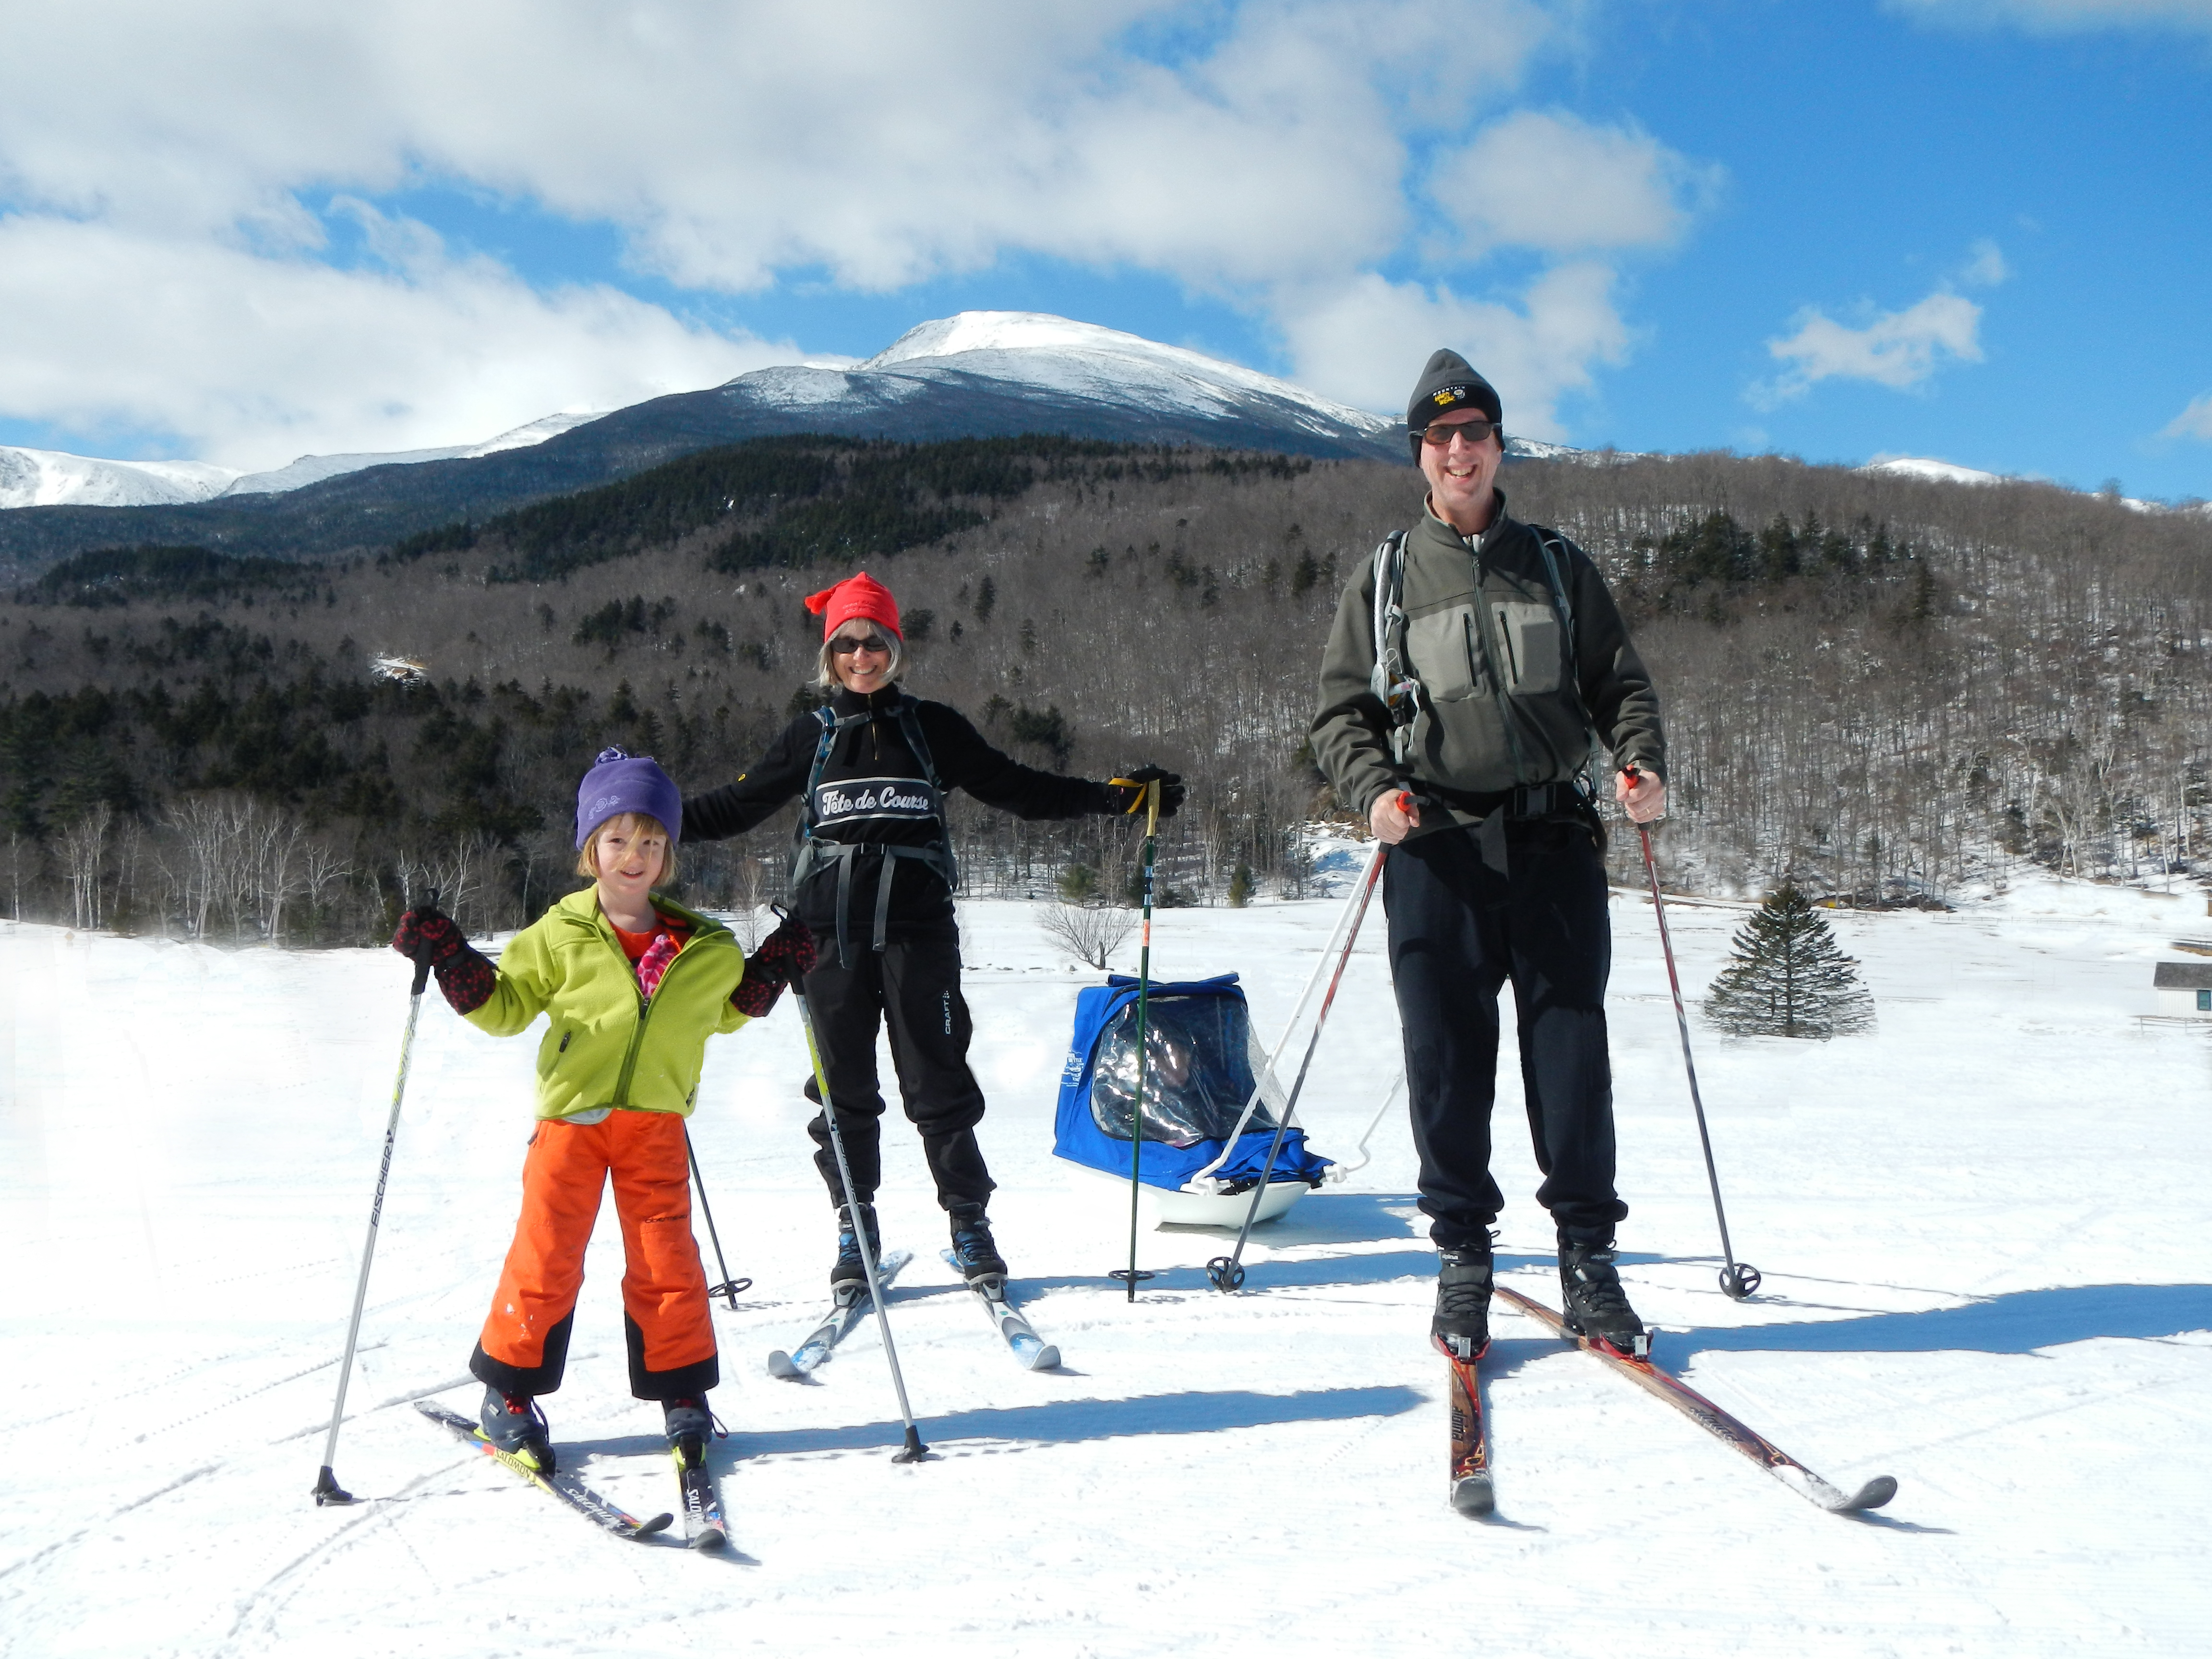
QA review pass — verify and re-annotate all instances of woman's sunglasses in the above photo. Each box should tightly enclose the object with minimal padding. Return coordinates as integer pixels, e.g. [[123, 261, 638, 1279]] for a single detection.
[[830, 634, 891, 656]]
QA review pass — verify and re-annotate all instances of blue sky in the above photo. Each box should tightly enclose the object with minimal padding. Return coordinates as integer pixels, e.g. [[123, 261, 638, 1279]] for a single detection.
[[2, 0, 2207, 499]]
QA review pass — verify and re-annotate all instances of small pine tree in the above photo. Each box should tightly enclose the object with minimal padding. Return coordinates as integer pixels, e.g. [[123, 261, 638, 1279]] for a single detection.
[[1227, 861, 1255, 908], [1704, 884, 1874, 1039]]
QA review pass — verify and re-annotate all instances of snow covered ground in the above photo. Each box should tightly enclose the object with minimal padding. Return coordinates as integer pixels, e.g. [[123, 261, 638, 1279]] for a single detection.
[[3, 877, 2208, 1659]]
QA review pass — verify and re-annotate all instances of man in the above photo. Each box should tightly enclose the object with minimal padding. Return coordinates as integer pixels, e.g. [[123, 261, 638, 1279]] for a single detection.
[[1310, 348, 1667, 1362]]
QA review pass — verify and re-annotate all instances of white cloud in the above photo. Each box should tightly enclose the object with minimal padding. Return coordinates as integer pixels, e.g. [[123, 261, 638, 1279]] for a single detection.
[[1280, 264, 1633, 439], [1886, 0, 2212, 33], [1959, 238, 2009, 287], [1755, 291, 1984, 404], [0, 211, 792, 468], [1426, 110, 1719, 257], [0, 0, 1695, 457], [2163, 394, 2212, 440]]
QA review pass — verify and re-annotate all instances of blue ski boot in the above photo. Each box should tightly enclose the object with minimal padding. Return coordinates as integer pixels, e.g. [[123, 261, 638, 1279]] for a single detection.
[[948, 1203, 1009, 1286], [479, 1386, 555, 1474]]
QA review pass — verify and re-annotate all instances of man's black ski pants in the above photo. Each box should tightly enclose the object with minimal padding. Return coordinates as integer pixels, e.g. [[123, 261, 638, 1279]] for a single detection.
[[801, 923, 996, 1213], [1384, 819, 1629, 1252]]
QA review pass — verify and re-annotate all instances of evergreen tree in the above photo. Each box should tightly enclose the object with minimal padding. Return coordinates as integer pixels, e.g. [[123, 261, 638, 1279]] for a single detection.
[[1704, 883, 1874, 1038], [1227, 860, 1255, 908]]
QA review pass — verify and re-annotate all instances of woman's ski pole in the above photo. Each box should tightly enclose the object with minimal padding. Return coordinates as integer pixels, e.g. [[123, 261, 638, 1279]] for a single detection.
[[684, 1127, 751, 1309], [313, 896, 436, 1506], [793, 987, 929, 1462], [1207, 837, 1387, 1292], [1623, 766, 1760, 1300], [1109, 778, 1162, 1301]]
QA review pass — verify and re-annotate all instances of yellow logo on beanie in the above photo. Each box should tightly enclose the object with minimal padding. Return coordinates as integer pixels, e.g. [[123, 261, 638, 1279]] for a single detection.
[[1433, 386, 1468, 407]]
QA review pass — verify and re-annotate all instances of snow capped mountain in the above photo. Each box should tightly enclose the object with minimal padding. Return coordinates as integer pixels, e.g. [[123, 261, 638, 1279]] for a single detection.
[[0, 412, 603, 513], [217, 411, 604, 497], [1863, 455, 2009, 488], [0, 447, 240, 510], [849, 311, 1396, 441]]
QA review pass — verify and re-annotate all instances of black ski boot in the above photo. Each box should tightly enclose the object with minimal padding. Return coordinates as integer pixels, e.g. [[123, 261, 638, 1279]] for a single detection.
[[663, 1396, 712, 1468], [1559, 1230, 1648, 1358], [1431, 1244, 1493, 1361], [831, 1202, 880, 1294], [947, 1202, 1008, 1286], [479, 1385, 555, 1473]]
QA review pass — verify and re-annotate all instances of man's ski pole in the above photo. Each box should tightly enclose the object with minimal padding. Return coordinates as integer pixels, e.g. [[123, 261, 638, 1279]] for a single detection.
[[793, 987, 929, 1462], [1109, 777, 1161, 1301], [1207, 835, 1388, 1292], [685, 1127, 751, 1309], [313, 895, 436, 1506], [1623, 766, 1760, 1300]]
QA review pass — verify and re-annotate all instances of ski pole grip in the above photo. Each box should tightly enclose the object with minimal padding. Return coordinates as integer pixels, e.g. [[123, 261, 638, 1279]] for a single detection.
[[407, 888, 439, 996]]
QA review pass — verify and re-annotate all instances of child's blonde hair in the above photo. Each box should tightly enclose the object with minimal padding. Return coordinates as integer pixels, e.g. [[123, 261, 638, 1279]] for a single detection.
[[575, 812, 679, 883]]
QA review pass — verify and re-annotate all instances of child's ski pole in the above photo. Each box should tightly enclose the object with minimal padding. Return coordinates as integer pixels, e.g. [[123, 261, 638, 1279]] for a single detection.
[[1623, 765, 1759, 1300], [793, 988, 929, 1463], [684, 1128, 751, 1309], [313, 896, 436, 1506]]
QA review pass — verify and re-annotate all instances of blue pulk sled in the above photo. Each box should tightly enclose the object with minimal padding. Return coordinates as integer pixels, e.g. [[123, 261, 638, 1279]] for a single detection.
[[1052, 973, 1334, 1228]]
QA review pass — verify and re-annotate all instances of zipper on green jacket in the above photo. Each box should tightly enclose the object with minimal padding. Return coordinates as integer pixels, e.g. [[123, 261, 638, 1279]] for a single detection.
[[606, 908, 728, 1108], [1469, 547, 1539, 787]]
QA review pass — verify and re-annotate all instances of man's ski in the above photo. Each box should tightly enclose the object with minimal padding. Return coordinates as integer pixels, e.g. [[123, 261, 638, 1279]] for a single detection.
[[1435, 1337, 1494, 1516], [672, 1444, 728, 1551], [939, 1251, 1060, 1370], [1494, 1284, 1897, 1514], [416, 1401, 674, 1541], [767, 1248, 914, 1378]]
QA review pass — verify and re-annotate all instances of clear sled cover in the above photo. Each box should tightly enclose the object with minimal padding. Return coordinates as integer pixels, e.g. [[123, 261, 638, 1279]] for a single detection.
[[1051, 973, 1331, 1191]]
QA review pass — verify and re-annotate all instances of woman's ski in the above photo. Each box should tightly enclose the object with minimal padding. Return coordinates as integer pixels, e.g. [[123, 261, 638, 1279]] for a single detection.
[[1436, 1338, 1494, 1516], [766, 1249, 914, 1378], [416, 1401, 674, 1541], [1493, 1283, 1897, 1514], [939, 1251, 1061, 1370]]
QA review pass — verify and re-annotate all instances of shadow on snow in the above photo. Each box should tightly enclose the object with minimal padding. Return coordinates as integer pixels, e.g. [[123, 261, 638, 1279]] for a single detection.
[[1659, 1283, 2212, 1363]]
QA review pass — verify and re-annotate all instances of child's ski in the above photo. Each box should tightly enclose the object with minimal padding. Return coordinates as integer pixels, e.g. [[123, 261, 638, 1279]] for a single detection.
[[672, 1443, 728, 1551], [767, 1248, 914, 1378], [416, 1401, 674, 1541], [939, 1251, 1060, 1370], [1435, 1337, 1494, 1516], [1493, 1283, 1898, 1514]]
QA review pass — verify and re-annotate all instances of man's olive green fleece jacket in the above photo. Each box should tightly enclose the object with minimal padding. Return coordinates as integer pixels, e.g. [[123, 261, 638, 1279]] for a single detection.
[[1310, 491, 1666, 838]]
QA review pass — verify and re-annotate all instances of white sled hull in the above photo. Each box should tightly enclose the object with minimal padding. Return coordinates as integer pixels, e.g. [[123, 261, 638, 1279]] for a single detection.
[[1066, 1162, 1309, 1230]]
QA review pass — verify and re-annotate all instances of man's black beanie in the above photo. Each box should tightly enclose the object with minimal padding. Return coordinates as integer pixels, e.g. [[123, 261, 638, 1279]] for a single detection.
[[1405, 349, 1503, 460]]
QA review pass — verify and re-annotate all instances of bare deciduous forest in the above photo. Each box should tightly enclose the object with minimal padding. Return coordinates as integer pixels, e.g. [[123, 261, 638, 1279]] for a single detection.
[[1, 434, 2205, 944]]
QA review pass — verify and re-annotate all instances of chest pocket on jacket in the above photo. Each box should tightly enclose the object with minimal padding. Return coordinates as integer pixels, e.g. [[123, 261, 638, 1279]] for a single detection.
[[1494, 602, 1563, 696], [1404, 603, 1486, 703]]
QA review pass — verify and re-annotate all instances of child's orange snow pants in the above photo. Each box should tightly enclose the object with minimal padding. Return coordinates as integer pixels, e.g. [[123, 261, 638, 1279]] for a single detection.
[[469, 1108, 720, 1401]]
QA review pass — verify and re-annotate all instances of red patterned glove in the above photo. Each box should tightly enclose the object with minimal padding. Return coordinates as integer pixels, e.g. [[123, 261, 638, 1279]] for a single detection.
[[391, 906, 495, 1014], [732, 915, 817, 1017]]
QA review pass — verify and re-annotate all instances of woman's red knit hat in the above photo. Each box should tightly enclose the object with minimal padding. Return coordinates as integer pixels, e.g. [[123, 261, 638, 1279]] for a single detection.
[[803, 570, 902, 640]]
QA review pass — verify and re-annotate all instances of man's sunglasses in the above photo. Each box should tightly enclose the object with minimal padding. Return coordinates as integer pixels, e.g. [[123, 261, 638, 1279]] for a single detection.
[[830, 634, 892, 655], [1419, 419, 1497, 447]]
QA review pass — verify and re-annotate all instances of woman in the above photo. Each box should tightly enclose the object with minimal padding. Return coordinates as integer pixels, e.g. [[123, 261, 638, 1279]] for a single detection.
[[683, 570, 1181, 1287]]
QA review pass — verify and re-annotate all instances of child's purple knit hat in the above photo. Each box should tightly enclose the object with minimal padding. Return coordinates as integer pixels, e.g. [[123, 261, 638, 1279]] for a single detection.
[[575, 747, 682, 849]]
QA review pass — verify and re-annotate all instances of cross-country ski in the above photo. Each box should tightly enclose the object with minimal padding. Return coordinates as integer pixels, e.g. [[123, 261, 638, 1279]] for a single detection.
[[766, 1249, 914, 1379], [939, 1250, 1061, 1370], [1493, 1284, 1898, 1515], [416, 1401, 675, 1542], [1437, 1340, 1494, 1517]]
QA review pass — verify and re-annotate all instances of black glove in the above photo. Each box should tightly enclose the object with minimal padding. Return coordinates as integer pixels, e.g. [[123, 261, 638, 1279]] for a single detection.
[[1106, 765, 1185, 819], [390, 905, 495, 1014], [733, 914, 818, 1017]]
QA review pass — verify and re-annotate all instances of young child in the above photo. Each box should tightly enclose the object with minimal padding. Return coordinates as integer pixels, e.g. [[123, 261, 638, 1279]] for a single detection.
[[392, 747, 813, 1478]]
